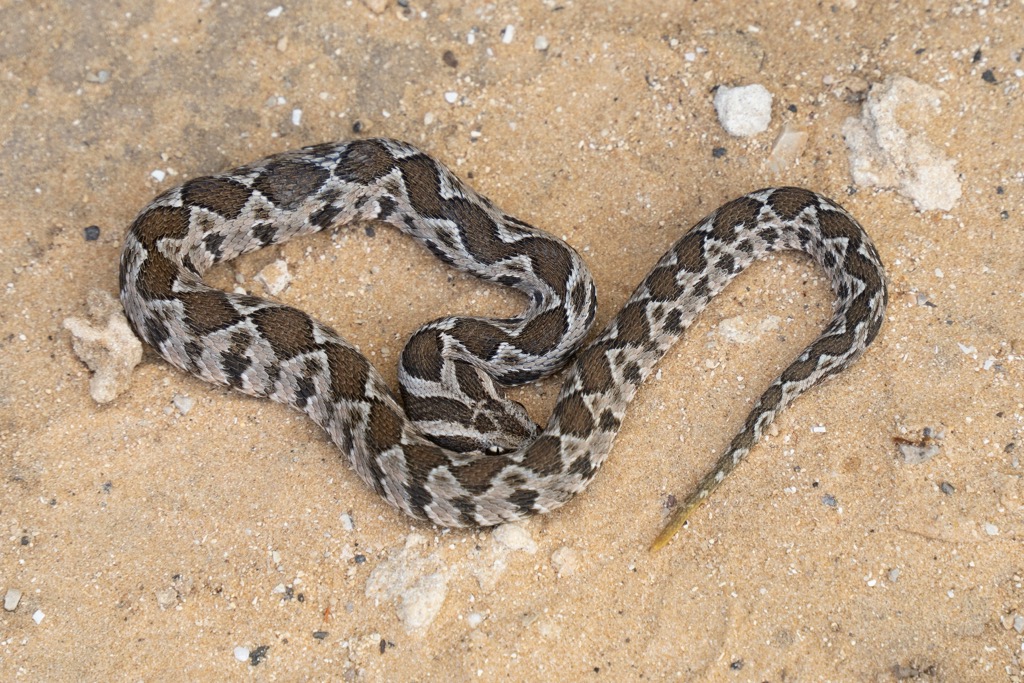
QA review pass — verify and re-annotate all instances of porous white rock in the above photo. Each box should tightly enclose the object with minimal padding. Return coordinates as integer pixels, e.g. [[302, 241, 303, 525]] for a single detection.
[[714, 84, 773, 137], [842, 76, 962, 211], [63, 290, 143, 403]]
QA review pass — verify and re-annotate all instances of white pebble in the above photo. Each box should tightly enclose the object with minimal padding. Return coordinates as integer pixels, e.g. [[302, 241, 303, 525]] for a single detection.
[[234, 646, 250, 661], [267, 6, 283, 18], [551, 547, 579, 578], [444, 91, 458, 104], [4, 588, 22, 611], [534, 35, 549, 51], [172, 394, 194, 416], [32, 609, 45, 624], [150, 169, 166, 182], [423, 111, 435, 125], [984, 523, 999, 536], [492, 523, 537, 554], [1014, 615, 1024, 634], [291, 108, 302, 126], [398, 573, 447, 631], [714, 84, 773, 137], [467, 611, 485, 628], [501, 24, 515, 44], [257, 259, 292, 295], [340, 513, 354, 531]]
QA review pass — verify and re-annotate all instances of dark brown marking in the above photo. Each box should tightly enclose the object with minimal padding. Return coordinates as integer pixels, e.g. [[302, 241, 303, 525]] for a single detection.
[[249, 306, 318, 359], [598, 409, 620, 431], [135, 251, 179, 300], [520, 435, 563, 476], [181, 176, 252, 219], [711, 196, 762, 241], [450, 319, 504, 360], [365, 400, 404, 453], [646, 265, 683, 301], [508, 488, 539, 513], [816, 209, 859, 242], [768, 187, 818, 222], [519, 237, 572, 296], [673, 231, 709, 274], [569, 278, 590, 317], [613, 302, 650, 346], [402, 329, 444, 382], [333, 139, 397, 185], [396, 154, 446, 217], [455, 362, 489, 401], [576, 345, 614, 393], [252, 159, 330, 209], [403, 443, 450, 479], [405, 394, 474, 425], [129, 206, 192, 250], [324, 343, 371, 402], [515, 308, 569, 356], [178, 290, 241, 335], [556, 393, 595, 437], [450, 200, 510, 264], [455, 454, 512, 495]]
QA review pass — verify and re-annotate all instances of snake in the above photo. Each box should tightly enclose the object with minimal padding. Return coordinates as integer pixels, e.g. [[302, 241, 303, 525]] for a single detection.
[[118, 138, 888, 550]]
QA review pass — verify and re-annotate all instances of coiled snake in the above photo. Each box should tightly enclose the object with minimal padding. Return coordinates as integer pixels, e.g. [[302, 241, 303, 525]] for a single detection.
[[119, 138, 887, 549]]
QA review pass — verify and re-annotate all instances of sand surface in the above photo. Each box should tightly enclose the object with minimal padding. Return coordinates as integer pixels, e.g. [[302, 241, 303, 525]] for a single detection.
[[2, 1, 1023, 680]]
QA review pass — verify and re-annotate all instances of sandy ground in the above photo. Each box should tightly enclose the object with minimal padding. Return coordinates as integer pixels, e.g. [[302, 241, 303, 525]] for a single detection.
[[2, 1, 1023, 681]]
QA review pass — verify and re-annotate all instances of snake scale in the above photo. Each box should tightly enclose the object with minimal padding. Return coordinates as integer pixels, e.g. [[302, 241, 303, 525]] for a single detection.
[[118, 138, 887, 549]]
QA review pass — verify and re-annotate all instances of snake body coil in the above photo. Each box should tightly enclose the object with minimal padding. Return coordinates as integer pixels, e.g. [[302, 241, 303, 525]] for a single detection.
[[119, 139, 887, 548]]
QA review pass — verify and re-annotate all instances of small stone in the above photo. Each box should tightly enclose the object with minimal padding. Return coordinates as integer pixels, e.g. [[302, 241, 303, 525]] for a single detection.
[[940, 481, 955, 495], [340, 513, 355, 531], [83, 225, 101, 241], [291, 108, 302, 126], [32, 609, 44, 624], [234, 646, 250, 662], [534, 35, 549, 51], [767, 122, 809, 173], [250, 645, 270, 665], [551, 547, 578, 578], [822, 494, 838, 507], [257, 259, 292, 295], [276, 36, 288, 52], [444, 91, 459, 104], [361, 0, 388, 13], [898, 441, 940, 464], [172, 394, 194, 416], [155, 587, 178, 609], [267, 6, 283, 18], [397, 573, 447, 631], [983, 523, 999, 536], [466, 611, 484, 628], [150, 169, 166, 182], [313, 630, 329, 640], [63, 290, 144, 403], [888, 568, 900, 583], [4, 588, 22, 611], [713, 84, 773, 137], [492, 523, 537, 553], [1014, 615, 1024, 634], [501, 24, 515, 44], [442, 50, 458, 68]]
